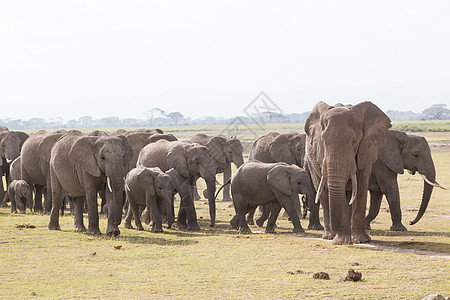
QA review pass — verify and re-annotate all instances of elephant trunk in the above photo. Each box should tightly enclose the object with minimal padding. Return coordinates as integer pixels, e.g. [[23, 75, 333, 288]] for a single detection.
[[233, 153, 244, 168], [409, 166, 436, 225], [109, 177, 125, 226], [206, 178, 216, 227]]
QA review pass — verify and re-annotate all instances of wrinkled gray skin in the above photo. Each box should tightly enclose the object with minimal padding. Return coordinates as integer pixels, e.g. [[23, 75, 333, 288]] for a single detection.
[[20, 130, 65, 213], [366, 130, 442, 231], [137, 140, 216, 230], [0, 131, 29, 201], [247, 132, 323, 230], [3, 180, 33, 214], [124, 166, 177, 232], [230, 161, 315, 233], [305, 101, 391, 244], [190, 134, 244, 201], [48, 131, 133, 236]]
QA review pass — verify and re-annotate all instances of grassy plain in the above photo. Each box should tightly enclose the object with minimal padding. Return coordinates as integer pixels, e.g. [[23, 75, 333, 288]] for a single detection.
[[1, 123, 449, 299]]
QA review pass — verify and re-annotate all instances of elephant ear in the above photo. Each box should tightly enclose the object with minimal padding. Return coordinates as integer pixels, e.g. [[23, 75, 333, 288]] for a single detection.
[[117, 135, 134, 167], [16, 131, 30, 145], [69, 136, 102, 177], [267, 163, 291, 195], [166, 168, 184, 193], [167, 142, 190, 178], [38, 133, 64, 163], [380, 130, 406, 174], [304, 101, 333, 136], [352, 101, 392, 170], [206, 136, 227, 164], [269, 134, 296, 164], [137, 167, 160, 197]]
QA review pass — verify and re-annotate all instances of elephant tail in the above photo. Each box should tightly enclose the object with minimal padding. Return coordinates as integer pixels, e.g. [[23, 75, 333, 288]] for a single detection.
[[214, 178, 231, 201]]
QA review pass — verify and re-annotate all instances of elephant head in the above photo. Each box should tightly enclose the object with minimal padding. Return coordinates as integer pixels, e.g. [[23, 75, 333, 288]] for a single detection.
[[136, 166, 175, 229], [167, 141, 216, 226], [267, 163, 315, 206], [305, 101, 391, 242], [0, 131, 29, 165], [69, 135, 133, 233], [269, 132, 306, 167], [380, 130, 446, 225], [226, 137, 244, 168]]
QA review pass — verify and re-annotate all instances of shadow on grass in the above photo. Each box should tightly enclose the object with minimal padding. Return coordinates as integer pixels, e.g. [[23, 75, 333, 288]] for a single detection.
[[97, 234, 198, 246], [369, 229, 450, 238], [365, 239, 450, 256]]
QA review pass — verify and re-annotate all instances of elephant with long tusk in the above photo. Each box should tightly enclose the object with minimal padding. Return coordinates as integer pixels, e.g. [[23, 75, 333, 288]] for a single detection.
[[365, 130, 447, 231]]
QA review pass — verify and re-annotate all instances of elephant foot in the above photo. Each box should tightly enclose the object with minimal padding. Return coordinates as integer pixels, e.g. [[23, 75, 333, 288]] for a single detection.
[[34, 208, 43, 214], [106, 228, 120, 237], [365, 223, 372, 230], [87, 227, 102, 235], [333, 233, 353, 245], [0, 201, 8, 207], [265, 227, 277, 234], [193, 194, 201, 201], [390, 223, 407, 231], [255, 218, 266, 228], [308, 222, 324, 231], [351, 232, 371, 244], [322, 230, 335, 240], [123, 222, 133, 229], [11, 210, 17, 214], [48, 222, 61, 231], [239, 227, 252, 234], [187, 223, 200, 231], [151, 228, 164, 233], [230, 215, 239, 230], [222, 196, 232, 202], [74, 224, 87, 232], [247, 218, 255, 226], [292, 226, 305, 233], [175, 221, 188, 230]]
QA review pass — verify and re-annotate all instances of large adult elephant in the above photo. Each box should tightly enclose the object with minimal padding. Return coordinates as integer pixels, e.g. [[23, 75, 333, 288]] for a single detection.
[[190, 134, 244, 201], [137, 139, 216, 229], [0, 126, 8, 201], [305, 101, 391, 244], [48, 130, 133, 236], [365, 130, 446, 231], [20, 130, 65, 212]]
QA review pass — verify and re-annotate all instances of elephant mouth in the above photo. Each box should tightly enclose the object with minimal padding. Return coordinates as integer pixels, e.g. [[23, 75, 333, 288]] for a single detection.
[[407, 169, 416, 175]]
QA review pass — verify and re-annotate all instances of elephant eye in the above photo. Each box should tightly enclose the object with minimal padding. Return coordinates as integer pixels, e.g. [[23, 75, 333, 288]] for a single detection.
[[100, 155, 106, 161]]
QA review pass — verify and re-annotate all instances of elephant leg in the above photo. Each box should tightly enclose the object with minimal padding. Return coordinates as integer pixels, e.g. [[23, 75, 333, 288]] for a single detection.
[[129, 198, 144, 231], [265, 202, 282, 233], [222, 164, 232, 201], [192, 179, 201, 201], [365, 190, 383, 230], [385, 184, 407, 231], [123, 194, 134, 229], [99, 189, 107, 214], [48, 176, 63, 231], [176, 197, 188, 230], [86, 187, 101, 235], [320, 191, 335, 240], [148, 197, 163, 233], [230, 214, 240, 230], [281, 194, 305, 233], [11, 197, 17, 213], [350, 168, 372, 244], [73, 197, 87, 232], [235, 203, 251, 234], [44, 184, 52, 214], [246, 207, 256, 225], [256, 204, 270, 228], [33, 185, 44, 213]]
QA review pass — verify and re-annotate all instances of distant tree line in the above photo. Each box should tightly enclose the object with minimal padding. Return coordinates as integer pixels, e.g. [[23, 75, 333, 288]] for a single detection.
[[1, 104, 448, 130]]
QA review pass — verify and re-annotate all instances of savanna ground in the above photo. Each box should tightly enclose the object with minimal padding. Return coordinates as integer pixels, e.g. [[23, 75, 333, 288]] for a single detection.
[[1, 121, 449, 299]]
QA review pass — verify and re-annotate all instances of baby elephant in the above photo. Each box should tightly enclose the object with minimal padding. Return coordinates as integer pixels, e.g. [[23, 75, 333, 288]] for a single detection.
[[3, 180, 33, 214], [125, 166, 177, 233], [230, 161, 315, 233]]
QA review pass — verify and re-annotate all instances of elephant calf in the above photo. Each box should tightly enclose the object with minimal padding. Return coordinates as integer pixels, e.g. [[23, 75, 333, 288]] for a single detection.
[[124, 166, 177, 233], [229, 161, 315, 233], [3, 180, 33, 214]]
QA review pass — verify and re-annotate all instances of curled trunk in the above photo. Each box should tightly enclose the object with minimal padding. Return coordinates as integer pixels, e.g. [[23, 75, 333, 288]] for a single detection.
[[206, 179, 216, 227]]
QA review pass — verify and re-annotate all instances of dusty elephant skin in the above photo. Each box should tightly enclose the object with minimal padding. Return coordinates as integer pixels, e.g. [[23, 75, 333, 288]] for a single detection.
[[366, 130, 446, 231], [190, 134, 244, 202], [229, 161, 315, 234], [247, 131, 322, 230], [124, 166, 177, 232], [48, 130, 133, 236], [137, 139, 217, 230], [305, 101, 391, 244], [3, 180, 33, 214]]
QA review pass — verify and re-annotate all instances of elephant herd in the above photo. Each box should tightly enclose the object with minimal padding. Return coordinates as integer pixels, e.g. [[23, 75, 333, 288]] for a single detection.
[[0, 101, 446, 244]]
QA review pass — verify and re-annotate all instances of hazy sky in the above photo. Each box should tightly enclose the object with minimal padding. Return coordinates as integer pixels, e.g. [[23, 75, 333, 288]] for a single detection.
[[1, 1, 450, 121]]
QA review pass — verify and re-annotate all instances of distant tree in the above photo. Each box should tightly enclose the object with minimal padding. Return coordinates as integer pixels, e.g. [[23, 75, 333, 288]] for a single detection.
[[24, 118, 47, 129], [144, 108, 166, 126], [167, 112, 184, 126], [422, 104, 450, 120], [79, 115, 94, 127]]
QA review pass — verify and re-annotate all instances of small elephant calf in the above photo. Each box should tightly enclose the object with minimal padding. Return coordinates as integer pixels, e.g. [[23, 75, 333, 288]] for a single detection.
[[229, 161, 315, 233], [3, 180, 33, 214], [124, 166, 178, 233]]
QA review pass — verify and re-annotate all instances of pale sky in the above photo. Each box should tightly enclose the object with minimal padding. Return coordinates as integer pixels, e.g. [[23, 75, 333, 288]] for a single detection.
[[1, 1, 449, 121]]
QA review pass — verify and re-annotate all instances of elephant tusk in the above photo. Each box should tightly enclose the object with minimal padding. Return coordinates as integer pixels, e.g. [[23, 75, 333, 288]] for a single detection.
[[349, 173, 358, 206], [315, 176, 325, 204], [107, 177, 113, 193], [125, 182, 130, 192], [421, 174, 447, 190], [6, 158, 12, 164]]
